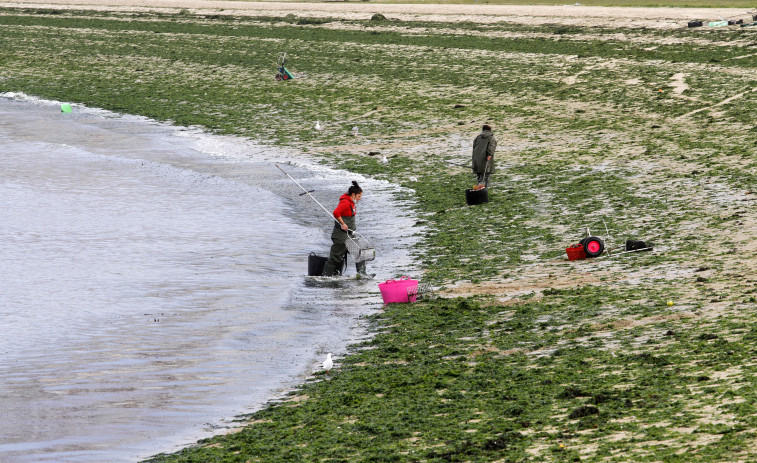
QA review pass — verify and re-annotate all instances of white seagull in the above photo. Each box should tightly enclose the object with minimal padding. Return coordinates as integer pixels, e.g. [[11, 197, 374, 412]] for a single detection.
[[323, 353, 334, 374], [381, 155, 388, 164], [315, 120, 322, 131]]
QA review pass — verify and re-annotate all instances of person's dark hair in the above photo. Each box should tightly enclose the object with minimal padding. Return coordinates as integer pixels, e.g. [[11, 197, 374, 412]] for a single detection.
[[348, 181, 363, 195], [482, 124, 492, 131]]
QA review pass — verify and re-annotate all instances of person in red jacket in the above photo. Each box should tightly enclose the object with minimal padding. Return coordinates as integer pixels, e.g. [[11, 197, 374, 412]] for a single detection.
[[322, 181, 371, 277]]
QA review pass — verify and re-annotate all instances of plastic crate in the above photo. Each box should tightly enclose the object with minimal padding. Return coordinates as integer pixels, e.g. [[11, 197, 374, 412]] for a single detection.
[[566, 244, 586, 261]]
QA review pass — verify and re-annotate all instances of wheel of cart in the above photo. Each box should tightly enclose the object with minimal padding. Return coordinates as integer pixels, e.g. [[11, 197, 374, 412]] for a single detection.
[[580, 236, 605, 258]]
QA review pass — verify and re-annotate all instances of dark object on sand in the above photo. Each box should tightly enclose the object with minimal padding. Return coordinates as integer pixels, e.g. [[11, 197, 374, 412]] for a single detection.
[[688, 20, 703, 27], [465, 187, 488, 205], [625, 239, 652, 251], [568, 405, 600, 419]]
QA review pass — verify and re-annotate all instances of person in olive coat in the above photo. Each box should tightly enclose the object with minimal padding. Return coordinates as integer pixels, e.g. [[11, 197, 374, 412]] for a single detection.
[[472, 124, 497, 188]]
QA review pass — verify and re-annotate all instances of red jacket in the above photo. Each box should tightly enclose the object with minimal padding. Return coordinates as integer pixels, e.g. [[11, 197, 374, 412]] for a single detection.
[[333, 194, 356, 218]]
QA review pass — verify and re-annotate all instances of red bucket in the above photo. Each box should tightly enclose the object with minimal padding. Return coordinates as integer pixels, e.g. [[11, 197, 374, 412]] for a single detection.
[[565, 244, 586, 261], [378, 276, 419, 304]]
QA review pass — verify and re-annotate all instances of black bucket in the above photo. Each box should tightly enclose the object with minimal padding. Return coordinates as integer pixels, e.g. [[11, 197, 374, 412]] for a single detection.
[[308, 252, 328, 276], [465, 188, 488, 205]]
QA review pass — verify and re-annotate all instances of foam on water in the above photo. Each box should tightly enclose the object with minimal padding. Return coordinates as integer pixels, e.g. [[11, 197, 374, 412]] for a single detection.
[[0, 94, 421, 462]]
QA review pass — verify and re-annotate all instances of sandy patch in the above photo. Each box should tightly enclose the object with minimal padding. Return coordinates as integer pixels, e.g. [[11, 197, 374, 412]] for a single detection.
[[3, 0, 754, 30]]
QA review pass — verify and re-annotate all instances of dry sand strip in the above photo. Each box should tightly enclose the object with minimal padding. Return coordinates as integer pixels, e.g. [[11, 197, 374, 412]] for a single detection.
[[3, 0, 754, 29]]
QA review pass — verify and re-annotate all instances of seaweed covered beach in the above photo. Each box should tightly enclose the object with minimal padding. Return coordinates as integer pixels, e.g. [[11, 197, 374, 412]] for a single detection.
[[1, 2, 756, 461]]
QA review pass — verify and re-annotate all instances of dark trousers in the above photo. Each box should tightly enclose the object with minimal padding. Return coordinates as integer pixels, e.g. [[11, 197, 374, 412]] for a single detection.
[[322, 241, 348, 276], [476, 172, 490, 187]]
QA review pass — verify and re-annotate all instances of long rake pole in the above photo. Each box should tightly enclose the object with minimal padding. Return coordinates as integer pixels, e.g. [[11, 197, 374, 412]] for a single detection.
[[275, 163, 343, 228]]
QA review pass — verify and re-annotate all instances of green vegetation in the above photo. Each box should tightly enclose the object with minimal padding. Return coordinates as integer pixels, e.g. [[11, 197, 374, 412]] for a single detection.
[[1, 5, 755, 461], [147, 294, 757, 461]]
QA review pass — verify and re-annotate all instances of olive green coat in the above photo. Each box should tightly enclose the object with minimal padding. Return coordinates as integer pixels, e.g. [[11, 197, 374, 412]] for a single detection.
[[472, 129, 497, 174]]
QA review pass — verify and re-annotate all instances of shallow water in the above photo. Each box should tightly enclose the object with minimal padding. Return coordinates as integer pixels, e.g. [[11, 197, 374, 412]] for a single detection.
[[0, 95, 420, 462]]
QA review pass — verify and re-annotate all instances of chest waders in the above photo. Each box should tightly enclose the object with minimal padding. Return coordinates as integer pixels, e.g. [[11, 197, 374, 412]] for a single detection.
[[322, 215, 366, 277]]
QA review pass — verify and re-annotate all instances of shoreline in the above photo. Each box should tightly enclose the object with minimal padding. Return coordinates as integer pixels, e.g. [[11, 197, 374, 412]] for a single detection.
[[0, 94, 421, 462]]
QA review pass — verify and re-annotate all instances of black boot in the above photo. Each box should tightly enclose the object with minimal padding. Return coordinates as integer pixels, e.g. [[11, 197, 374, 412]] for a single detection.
[[322, 260, 339, 277], [355, 261, 375, 280]]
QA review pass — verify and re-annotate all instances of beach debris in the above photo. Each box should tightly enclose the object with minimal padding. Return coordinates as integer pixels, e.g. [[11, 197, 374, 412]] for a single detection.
[[688, 20, 703, 28], [352, 126, 359, 135], [61, 103, 72, 113], [709, 20, 728, 27], [323, 353, 333, 374], [381, 155, 388, 164], [315, 120, 322, 131], [409, 176, 418, 182]]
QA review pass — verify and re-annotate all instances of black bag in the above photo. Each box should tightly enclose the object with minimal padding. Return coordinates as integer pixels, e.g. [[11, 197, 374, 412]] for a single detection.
[[625, 240, 652, 251], [308, 252, 328, 276], [465, 188, 488, 205]]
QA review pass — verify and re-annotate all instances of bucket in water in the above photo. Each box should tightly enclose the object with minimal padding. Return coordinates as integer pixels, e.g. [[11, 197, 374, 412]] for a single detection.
[[308, 252, 328, 276], [465, 188, 488, 205], [378, 276, 418, 304]]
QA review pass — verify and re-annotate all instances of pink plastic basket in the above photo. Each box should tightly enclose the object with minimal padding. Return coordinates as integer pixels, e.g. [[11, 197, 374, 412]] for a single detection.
[[378, 276, 419, 304]]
